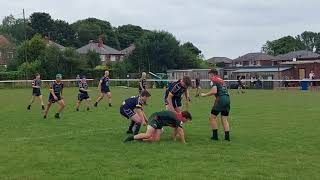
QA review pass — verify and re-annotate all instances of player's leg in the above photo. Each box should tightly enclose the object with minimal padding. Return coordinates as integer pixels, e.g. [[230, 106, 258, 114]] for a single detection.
[[86, 98, 92, 111], [124, 125, 156, 142], [38, 95, 45, 110], [27, 96, 35, 110], [55, 99, 65, 119], [94, 93, 105, 107], [130, 113, 144, 135], [221, 115, 230, 141], [76, 94, 82, 111], [44, 102, 52, 119], [127, 120, 135, 134], [107, 92, 112, 107], [143, 129, 161, 142], [210, 109, 219, 140]]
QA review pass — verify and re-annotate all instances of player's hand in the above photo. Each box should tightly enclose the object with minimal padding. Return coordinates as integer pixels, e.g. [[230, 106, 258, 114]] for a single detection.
[[200, 93, 206, 97], [53, 96, 58, 100]]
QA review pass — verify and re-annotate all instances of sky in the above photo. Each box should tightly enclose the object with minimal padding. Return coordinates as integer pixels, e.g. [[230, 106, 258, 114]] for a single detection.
[[1, 0, 320, 59]]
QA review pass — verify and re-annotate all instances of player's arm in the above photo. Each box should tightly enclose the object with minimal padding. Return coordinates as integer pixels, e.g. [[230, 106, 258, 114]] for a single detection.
[[60, 84, 64, 97], [136, 108, 147, 125], [49, 84, 57, 100], [139, 80, 144, 90], [31, 81, 39, 88], [176, 127, 186, 144], [166, 92, 176, 112], [201, 86, 217, 97], [97, 80, 102, 90]]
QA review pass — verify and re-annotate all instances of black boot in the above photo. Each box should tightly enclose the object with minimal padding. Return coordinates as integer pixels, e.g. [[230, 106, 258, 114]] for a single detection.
[[27, 105, 31, 110]]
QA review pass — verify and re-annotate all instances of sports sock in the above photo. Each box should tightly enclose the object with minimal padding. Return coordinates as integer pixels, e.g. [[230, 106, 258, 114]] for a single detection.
[[212, 129, 218, 140], [128, 121, 135, 132], [124, 135, 134, 142], [225, 131, 230, 141], [133, 123, 141, 135], [42, 105, 45, 110]]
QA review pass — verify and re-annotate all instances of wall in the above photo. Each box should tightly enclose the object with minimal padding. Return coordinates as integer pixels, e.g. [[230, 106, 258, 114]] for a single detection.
[[282, 63, 320, 79]]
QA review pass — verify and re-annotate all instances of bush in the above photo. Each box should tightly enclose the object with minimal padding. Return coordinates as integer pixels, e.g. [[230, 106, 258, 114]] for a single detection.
[[0, 71, 25, 80]]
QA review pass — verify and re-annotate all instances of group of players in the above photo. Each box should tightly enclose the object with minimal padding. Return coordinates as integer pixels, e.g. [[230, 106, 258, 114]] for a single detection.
[[27, 69, 231, 144]]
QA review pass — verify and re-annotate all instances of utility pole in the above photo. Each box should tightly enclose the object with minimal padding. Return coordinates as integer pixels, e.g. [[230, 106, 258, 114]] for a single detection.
[[23, 9, 28, 82]]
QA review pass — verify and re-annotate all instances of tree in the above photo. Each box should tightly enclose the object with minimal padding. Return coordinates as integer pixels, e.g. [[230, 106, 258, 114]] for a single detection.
[[86, 51, 101, 69], [181, 42, 202, 57], [262, 36, 306, 56], [297, 31, 320, 53], [116, 24, 144, 49], [29, 12, 54, 37], [51, 20, 76, 47]]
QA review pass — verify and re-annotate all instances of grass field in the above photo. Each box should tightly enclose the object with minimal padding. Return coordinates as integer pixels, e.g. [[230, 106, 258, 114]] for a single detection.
[[0, 87, 319, 180]]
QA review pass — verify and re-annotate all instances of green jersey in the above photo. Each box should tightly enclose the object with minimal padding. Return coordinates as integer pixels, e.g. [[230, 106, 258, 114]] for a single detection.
[[210, 76, 229, 97], [148, 111, 184, 129]]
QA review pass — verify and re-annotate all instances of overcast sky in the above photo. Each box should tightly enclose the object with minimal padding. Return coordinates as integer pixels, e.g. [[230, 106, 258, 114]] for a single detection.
[[1, 0, 320, 59]]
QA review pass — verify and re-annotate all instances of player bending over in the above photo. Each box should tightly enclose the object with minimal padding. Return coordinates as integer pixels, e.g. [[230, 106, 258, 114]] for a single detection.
[[120, 90, 151, 135], [124, 110, 192, 144], [44, 74, 65, 119], [201, 69, 231, 141], [94, 70, 112, 107], [27, 73, 45, 110], [76, 76, 92, 111]]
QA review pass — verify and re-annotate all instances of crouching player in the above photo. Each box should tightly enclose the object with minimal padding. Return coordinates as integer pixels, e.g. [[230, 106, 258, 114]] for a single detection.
[[120, 90, 151, 135], [124, 110, 192, 144], [201, 69, 231, 141], [44, 74, 65, 119], [76, 76, 92, 111]]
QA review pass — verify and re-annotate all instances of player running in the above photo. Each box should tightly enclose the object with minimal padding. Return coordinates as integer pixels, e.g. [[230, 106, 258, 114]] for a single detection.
[[237, 77, 245, 93], [139, 72, 147, 94], [27, 73, 45, 110], [201, 69, 231, 141], [164, 76, 192, 113], [195, 76, 201, 97], [124, 110, 192, 144], [44, 74, 65, 119], [76, 76, 92, 111], [120, 90, 151, 135], [94, 70, 112, 107]]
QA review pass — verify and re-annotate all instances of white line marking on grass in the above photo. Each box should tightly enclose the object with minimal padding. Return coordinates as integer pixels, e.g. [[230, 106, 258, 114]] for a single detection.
[[5, 128, 116, 143]]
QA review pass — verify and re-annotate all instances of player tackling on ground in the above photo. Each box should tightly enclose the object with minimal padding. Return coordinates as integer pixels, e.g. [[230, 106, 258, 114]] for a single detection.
[[94, 70, 112, 108], [76, 76, 92, 111], [27, 73, 45, 110], [201, 69, 231, 141], [120, 90, 151, 135], [44, 74, 65, 119], [124, 110, 192, 144]]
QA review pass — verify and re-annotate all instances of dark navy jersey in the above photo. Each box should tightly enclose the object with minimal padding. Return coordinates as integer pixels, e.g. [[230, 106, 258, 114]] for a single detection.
[[139, 78, 147, 90], [79, 81, 88, 94], [122, 96, 144, 110], [195, 78, 200, 86], [32, 79, 42, 91], [100, 76, 110, 90], [165, 80, 187, 98], [50, 81, 64, 96]]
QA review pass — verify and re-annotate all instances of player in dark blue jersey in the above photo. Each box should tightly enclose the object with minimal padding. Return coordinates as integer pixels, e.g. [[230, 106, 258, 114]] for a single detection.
[[43, 74, 65, 119], [139, 72, 147, 94], [76, 76, 92, 111], [120, 90, 151, 135], [164, 76, 192, 113], [94, 70, 112, 107], [27, 73, 45, 110]]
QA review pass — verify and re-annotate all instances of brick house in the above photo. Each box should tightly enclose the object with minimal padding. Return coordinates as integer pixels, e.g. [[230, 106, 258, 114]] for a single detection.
[[273, 50, 320, 65], [232, 53, 275, 67], [0, 35, 15, 67], [77, 38, 125, 65]]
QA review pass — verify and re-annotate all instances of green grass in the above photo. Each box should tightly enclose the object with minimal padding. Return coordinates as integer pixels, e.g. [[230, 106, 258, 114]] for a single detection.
[[0, 87, 319, 180]]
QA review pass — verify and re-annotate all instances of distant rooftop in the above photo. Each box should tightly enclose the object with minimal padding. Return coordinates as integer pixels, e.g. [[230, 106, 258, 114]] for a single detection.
[[233, 53, 275, 62], [275, 50, 320, 61], [77, 41, 123, 55], [207, 57, 232, 64]]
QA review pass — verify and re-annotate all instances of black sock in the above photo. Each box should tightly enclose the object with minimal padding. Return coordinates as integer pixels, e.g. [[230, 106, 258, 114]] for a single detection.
[[128, 121, 135, 131], [124, 135, 135, 142], [212, 129, 218, 140], [225, 131, 230, 141], [42, 105, 45, 110], [133, 123, 141, 135]]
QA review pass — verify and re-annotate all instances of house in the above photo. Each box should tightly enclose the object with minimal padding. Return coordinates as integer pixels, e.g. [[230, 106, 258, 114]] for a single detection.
[[0, 35, 15, 67], [167, 69, 213, 88], [232, 53, 275, 67], [273, 50, 320, 65], [120, 44, 136, 57], [280, 59, 320, 80], [77, 38, 125, 65], [206, 57, 232, 67], [44, 36, 65, 51]]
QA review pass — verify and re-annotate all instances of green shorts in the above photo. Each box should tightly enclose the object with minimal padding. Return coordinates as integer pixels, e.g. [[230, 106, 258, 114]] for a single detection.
[[211, 95, 230, 116], [148, 116, 162, 129]]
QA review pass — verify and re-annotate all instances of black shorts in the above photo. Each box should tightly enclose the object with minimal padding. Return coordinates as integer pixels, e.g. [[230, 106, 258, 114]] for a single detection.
[[32, 91, 41, 96], [78, 93, 90, 101], [120, 106, 135, 119], [101, 88, 110, 94], [48, 94, 62, 103], [164, 97, 182, 108]]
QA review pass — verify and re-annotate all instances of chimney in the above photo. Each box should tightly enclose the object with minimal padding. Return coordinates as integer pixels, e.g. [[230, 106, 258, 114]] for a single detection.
[[98, 36, 103, 48]]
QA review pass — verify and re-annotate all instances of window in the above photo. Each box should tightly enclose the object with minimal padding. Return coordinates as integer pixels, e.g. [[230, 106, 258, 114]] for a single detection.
[[110, 55, 116, 62], [100, 55, 106, 62]]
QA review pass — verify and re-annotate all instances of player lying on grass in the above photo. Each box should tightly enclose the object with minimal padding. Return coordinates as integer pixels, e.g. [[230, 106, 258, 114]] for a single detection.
[[201, 69, 231, 141], [44, 74, 65, 119], [120, 90, 151, 135], [76, 76, 92, 111], [27, 73, 45, 111], [94, 70, 112, 108], [164, 76, 192, 113], [124, 110, 192, 144]]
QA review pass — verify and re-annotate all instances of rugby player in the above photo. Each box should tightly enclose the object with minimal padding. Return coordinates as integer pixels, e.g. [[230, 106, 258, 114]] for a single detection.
[[195, 76, 201, 97], [76, 76, 91, 111], [201, 69, 231, 141], [27, 73, 45, 110], [43, 74, 65, 119], [94, 70, 112, 107], [124, 110, 192, 144], [120, 90, 151, 135], [139, 72, 147, 94]]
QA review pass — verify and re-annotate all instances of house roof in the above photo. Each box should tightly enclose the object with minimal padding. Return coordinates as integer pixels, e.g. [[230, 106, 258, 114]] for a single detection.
[[120, 44, 136, 55], [275, 50, 320, 61], [167, 69, 212, 72], [280, 60, 320, 65], [48, 40, 65, 51], [207, 57, 232, 64], [233, 67, 292, 73], [233, 53, 275, 62], [77, 42, 123, 55], [0, 35, 14, 48]]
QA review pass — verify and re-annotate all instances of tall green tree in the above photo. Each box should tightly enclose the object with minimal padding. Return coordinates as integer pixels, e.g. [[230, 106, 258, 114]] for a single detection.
[[181, 42, 202, 57], [262, 36, 306, 56], [29, 12, 54, 37], [51, 20, 76, 47], [116, 24, 144, 49]]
